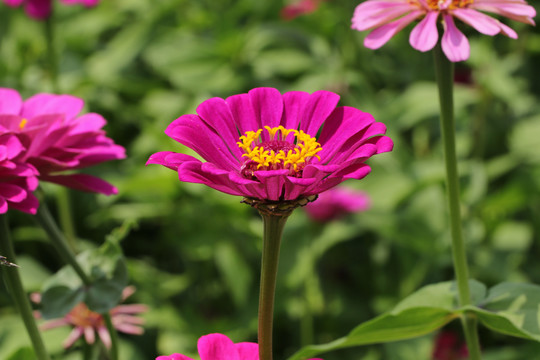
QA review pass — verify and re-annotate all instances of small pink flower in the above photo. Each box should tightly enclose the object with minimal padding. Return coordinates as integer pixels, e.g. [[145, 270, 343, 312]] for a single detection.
[[157, 333, 323, 360], [0, 133, 39, 214], [432, 331, 469, 360], [2, 0, 100, 20], [304, 186, 370, 222], [34, 286, 147, 349], [147, 87, 392, 203], [351, 0, 536, 62], [281, 0, 322, 21], [0, 88, 125, 195]]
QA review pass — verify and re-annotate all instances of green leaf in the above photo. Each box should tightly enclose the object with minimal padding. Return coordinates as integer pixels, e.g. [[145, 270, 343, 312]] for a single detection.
[[287, 281, 476, 360], [471, 282, 540, 341], [40, 237, 128, 318], [5, 347, 35, 360]]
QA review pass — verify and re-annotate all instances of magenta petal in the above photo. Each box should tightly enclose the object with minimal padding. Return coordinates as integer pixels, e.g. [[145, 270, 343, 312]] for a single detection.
[[442, 14, 470, 62], [196, 97, 243, 160], [25, 0, 52, 19], [0, 88, 23, 114], [318, 106, 377, 163], [165, 115, 238, 171], [0, 198, 7, 214], [452, 8, 501, 35], [156, 354, 195, 360], [352, 1, 416, 32], [3, 0, 25, 6], [41, 174, 118, 195], [409, 10, 439, 52], [69, 113, 107, 134], [234, 342, 258, 360], [498, 21, 518, 39], [179, 162, 244, 196], [248, 88, 284, 141], [364, 10, 423, 49], [226, 93, 260, 135], [280, 91, 310, 133], [147, 152, 201, 171], [299, 90, 340, 137], [9, 192, 38, 214], [198, 333, 239, 360], [0, 183, 27, 203], [22, 94, 84, 121], [254, 170, 288, 200]]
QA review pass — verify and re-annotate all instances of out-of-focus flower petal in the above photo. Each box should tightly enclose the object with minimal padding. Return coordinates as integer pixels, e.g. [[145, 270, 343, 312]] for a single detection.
[[442, 14, 470, 62]]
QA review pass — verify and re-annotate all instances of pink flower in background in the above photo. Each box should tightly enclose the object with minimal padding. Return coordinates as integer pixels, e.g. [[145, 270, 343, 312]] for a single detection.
[[34, 286, 147, 349], [147, 87, 392, 203], [432, 331, 469, 360], [0, 133, 38, 214], [0, 88, 125, 195], [304, 186, 370, 222], [351, 0, 536, 62], [2, 0, 100, 20], [281, 0, 323, 21], [157, 333, 323, 360]]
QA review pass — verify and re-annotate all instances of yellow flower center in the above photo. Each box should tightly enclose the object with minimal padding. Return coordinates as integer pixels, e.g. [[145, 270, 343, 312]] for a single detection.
[[237, 126, 322, 178], [426, 0, 473, 10], [19, 118, 28, 130], [68, 303, 104, 328]]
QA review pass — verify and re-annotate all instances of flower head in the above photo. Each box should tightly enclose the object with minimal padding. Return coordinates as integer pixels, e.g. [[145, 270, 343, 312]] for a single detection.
[[351, 0, 536, 62], [281, 0, 323, 21], [157, 333, 322, 360], [34, 286, 147, 349], [0, 88, 125, 195], [432, 331, 469, 360], [304, 186, 371, 222], [147, 87, 392, 208], [2, 0, 100, 20], [0, 133, 39, 214]]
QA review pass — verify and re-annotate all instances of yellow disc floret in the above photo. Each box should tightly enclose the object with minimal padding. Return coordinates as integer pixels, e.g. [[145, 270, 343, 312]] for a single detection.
[[237, 126, 322, 177]]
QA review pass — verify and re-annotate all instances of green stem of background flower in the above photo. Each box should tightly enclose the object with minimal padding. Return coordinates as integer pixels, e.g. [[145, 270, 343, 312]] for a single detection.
[[34, 199, 91, 286], [34, 198, 120, 358], [103, 313, 119, 360], [0, 215, 51, 360], [433, 43, 482, 360], [258, 211, 290, 360]]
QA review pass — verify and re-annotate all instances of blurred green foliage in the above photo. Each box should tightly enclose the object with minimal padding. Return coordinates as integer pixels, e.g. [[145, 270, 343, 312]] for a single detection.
[[0, 0, 539, 359]]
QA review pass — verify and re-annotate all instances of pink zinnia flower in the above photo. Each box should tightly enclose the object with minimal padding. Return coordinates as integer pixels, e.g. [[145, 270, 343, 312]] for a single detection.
[[147, 87, 392, 204], [2, 0, 100, 20], [351, 0, 536, 62], [432, 331, 469, 360], [34, 286, 147, 349], [157, 333, 323, 360], [0, 88, 125, 195], [304, 186, 370, 222], [281, 0, 323, 21], [0, 133, 39, 214]]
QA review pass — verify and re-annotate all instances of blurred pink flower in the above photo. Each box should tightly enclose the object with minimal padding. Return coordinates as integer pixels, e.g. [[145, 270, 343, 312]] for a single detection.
[[2, 0, 100, 20], [432, 331, 469, 360], [304, 186, 370, 222], [351, 0, 536, 62], [0, 133, 39, 214], [157, 333, 323, 360], [34, 286, 147, 349], [0, 88, 125, 195], [147, 87, 392, 203], [281, 0, 322, 20]]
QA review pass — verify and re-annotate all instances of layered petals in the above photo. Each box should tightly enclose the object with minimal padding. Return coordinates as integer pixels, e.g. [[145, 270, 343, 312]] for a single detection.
[[0, 88, 125, 195], [156, 333, 322, 360], [0, 134, 39, 214], [147, 88, 393, 202], [352, 0, 536, 62]]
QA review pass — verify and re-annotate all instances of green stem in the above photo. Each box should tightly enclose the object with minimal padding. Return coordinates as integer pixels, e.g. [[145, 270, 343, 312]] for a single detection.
[[0, 215, 51, 360], [33, 200, 91, 286], [258, 212, 290, 360], [103, 313, 119, 360], [433, 44, 482, 360], [44, 11, 59, 93]]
